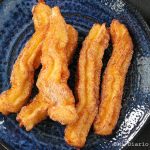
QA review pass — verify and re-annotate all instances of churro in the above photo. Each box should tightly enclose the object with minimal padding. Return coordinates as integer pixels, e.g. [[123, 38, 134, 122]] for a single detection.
[[94, 20, 133, 135], [65, 23, 110, 147]]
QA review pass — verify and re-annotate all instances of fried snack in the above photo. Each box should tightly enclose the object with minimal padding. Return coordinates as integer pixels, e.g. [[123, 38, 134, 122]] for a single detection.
[[36, 7, 78, 125], [17, 25, 78, 131], [0, 1, 51, 115], [65, 23, 110, 148], [94, 20, 133, 135], [17, 94, 49, 131], [39, 7, 78, 124]]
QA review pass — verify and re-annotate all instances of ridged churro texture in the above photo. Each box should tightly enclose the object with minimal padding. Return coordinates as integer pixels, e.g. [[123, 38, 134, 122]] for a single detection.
[[94, 20, 133, 135], [65, 23, 110, 148], [0, 2, 51, 115], [35, 7, 78, 125], [17, 24, 78, 131]]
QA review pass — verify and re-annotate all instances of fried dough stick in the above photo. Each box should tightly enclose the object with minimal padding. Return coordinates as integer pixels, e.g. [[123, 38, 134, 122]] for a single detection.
[[0, 1, 51, 115], [17, 25, 78, 131], [65, 24, 110, 148], [34, 7, 77, 125], [94, 20, 133, 135]]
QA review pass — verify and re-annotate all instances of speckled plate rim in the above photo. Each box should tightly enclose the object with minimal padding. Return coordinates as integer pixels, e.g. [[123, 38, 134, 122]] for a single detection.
[[0, 140, 10, 150], [118, 1, 150, 149], [0, 0, 150, 149]]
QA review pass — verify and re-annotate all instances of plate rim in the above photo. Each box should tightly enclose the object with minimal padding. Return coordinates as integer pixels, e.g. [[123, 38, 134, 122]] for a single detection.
[[119, 0, 150, 148]]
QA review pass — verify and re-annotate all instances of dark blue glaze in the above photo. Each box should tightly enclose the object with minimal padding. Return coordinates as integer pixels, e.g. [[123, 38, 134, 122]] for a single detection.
[[0, 0, 150, 150]]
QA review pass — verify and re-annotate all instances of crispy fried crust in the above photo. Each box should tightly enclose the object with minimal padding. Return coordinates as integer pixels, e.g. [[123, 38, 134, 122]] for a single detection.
[[32, 1, 51, 31], [36, 7, 78, 125], [17, 24, 78, 131], [0, 2, 51, 115], [94, 20, 133, 135], [65, 24, 110, 148], [17, 94, 49, 131]]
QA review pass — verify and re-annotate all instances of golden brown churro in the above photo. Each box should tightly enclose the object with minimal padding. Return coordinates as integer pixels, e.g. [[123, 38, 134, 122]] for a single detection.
[[65, 23, 110, 147], [39, 7, 78, 125], [17, 25, 78, 131], [19, 7, 78, 126], [94, 20, 133, 135], [0, 1, 51, 115]]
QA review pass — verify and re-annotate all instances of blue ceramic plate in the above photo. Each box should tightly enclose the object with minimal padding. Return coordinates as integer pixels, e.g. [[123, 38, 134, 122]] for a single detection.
[[0, 0, 150, 150]]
